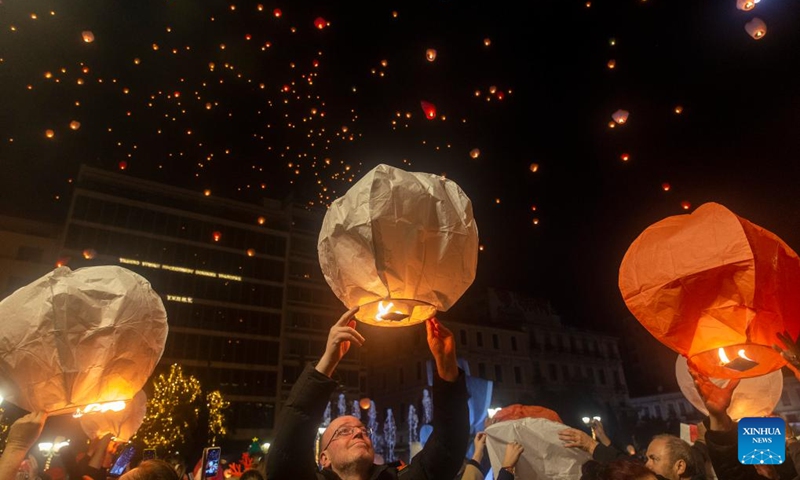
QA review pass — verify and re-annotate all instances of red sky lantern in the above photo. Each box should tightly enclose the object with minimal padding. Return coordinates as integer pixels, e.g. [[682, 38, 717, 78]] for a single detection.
[[620, 153, 630, 162], [661, 182, 671, 192], [273, 8, 282, 18], [213, 231, 222, 242], [420, 100, 436, 120], [619, 202, 800, 379], [118, 161, 127, 170], [69, 120, 81, 131], [681, 200, 691, 210], [314, 17, 328, 30]]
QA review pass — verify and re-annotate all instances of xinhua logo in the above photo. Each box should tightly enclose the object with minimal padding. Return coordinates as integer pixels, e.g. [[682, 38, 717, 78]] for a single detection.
[[738, 417, 785, 465]]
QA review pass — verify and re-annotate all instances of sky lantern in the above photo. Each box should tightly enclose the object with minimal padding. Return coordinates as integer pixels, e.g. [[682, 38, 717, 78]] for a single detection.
[[661, 182, 671, 191], [420, 101, 437, 120], [82, 248, 97, 260], [607, 59, 616, 69], [745, 18, 767, 40], [619, 202, 800, 379], [674, 105, 684, 114], [483, 38, 491, 47], [0, 266, 168, 414], [611, 109, 629, 124], [69, 120, 81, 130], [425, 49, 437, 62], [469, 148, 480, 159], [81, 31, 95, 43], [736, 0, 756, 11], [212, 231, 222, 242], [273, 8, 282, 17], [45, 129, 55, 139], [680, 200, 691, 210], [118, 161, 127, 171], [529, 163, 539, 173], [204, 189, 212, 196], [246, 248, 256, 257], [257, 216, 266, 225], [314, 17, 328, 30], [359, 398, 371, 410], [318, 164, 479, 327], [79, 390, 147, 442], [620, 153, 630, 162]]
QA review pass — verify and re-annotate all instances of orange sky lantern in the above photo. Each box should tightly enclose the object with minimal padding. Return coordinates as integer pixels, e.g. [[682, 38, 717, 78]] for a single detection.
[[359, 398, 371, 410], [529, 163, 539, 173], [745, 18, 767, 40], [426, 48, 437, 62], [612, 109, 629, 124], [81, 31, 95, 43], [118, 161, 127, 170], [661, 182, 671, 191], [469, 148, 480, 159], [273, 8, 282, 18], [45, 129, 55, 139], [674, 105, 684, 114], [681, 200, 691, 210], [257, 216, 266, 225], [82, 248, 97, 260], [607, 59, 616, 69], [483, 38, 491, 47], [246, 248, 256, 257], [69, 120, 81, 130], [737, 0, 756, 11], [620, 153, 630, 162], [314, 17, 328, 30], [212, 231, 222, 242], [420, 101, 436, 120], [619, 202, 800, 379]]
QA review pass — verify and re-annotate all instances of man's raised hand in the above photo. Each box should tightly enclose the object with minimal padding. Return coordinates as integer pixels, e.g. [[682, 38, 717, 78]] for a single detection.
[[316, 306, 364, 377]]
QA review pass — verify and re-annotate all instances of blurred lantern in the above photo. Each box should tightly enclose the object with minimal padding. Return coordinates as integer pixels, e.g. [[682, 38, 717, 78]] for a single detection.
[[212, 231, 222, 242], [607, 59, 616, 69], [675, 356, 781, 421], [745, 18, 767, 40], [737, 0, 756, 11], [425, 49, 437, 62], [69, 121, 81, 131], [45, 129, 55, 139], [483, 38, 491, 47], [680, 200, 691, 210], [620, 153, 630, 162], [611, 109, 629, 124], [661, 182, 671, 192], [257, 216, 266, 225], [359, 398, 371, 410], [82, 248, 97, 260], [246, 248, 256, 257], [529, 163, 539, 173], [81, 31, 95, 43], [619, 202, 800, 379], [420, 101, 437, 120], [674, 105, 684, 114], [0, 266, 168, 414], [314, 17, 328, 30], [318, 164, 479, 327], [204, 189, 212, 196], [273, 8, 282, 17], [608, 121, 616, 129], [469, 148, 480, 159], [79, 390, 147, 442], [118, 161, 127, 171], [532, 218, 540, 226]]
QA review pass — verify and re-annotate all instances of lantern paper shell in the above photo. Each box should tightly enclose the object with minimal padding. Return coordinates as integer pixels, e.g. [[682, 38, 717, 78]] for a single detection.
[[611, 109, 629, 124], [0, 266, 169, 414], [745, 18, 767, 40], [736, 0, 755, 11], [80, 390, 147, 441], [675, 356, 781, 421], [318, 164, 479, 327], [619, 202, 800, 379]]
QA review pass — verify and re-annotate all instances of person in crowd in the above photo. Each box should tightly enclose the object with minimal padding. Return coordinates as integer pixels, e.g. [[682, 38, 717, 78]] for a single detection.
[[119, 460, 179, 480], [266, 306, 469, 480], [163, 454, 190, 480], [0, 412, 47, 480], [458, 432, 522, 480], [581, 458, 659, 480], [239, 470, 265, 480]]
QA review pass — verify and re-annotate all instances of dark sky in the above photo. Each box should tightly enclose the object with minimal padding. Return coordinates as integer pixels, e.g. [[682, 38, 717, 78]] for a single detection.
[[1, 0, 799, 334]]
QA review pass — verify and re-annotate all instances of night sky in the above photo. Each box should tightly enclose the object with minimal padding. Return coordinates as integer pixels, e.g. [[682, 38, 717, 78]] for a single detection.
[[2, 0, 800, 335]]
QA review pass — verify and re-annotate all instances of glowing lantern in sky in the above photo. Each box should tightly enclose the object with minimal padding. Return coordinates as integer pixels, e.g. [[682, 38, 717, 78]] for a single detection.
[[469, 148, 480, 159], [425, 49, 437, 62], [620, 153, 630, 162], [745, 18, 767, 40], [45, 129, 55, 139], [619, 202, 800, 379], [273, 8, 282, 17], [681, 200, 691, 210], [213, 231, 222, 242], [483, 38, 491, 47], [674, 105, 684, 114], [80, 390, 147, 442], [257, 216, 266, 225], [118, 161, 127, 171], [661, 182, 671, 192], [529, 163, 539, 173], [607, 59, 616, 69], [611, 109, 629, 124], [420, 101, 437, 120], [69, 121, 81, 131], [318, 164, 479, 327], [737, 0, 756, 11], [246, 248, 256, 257], [82, 248, 97, 260], [204, 189, 212, 196], [81, 31, 95, 43], [0, 266, 168, 414], [314, 17, 328, 30], [359, 398, 371, 410]]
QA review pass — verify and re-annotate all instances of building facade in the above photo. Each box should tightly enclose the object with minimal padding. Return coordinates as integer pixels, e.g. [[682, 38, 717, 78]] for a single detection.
[[0, 215, 61, 299]]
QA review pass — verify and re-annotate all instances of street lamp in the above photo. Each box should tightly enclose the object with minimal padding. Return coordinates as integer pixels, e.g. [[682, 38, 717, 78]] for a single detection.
[[582, 416, 601, 440], [38, 437, 70, 470]]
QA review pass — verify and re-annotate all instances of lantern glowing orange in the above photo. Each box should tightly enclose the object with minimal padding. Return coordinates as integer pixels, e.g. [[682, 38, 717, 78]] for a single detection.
[[674, 105, 684, 114], [213, 231, 222, 242], [69, 120, 81, 131], [79, 390, 147, 442], [736, 0, 756, 11], [359, 398, 371, 410], [318, 164, 479, 327], [118, 161, 127, 170], [0, 266, 168, 414], [314, 17, 328, 30], [611, 109, 629, 124], [82, 248, 97, 260], [257, 216, 266, 225], [246, 248, 256, 257], [619, 202, 800, 379], [681, 200, 691, 210], [273, 8, 282, 17], [469, 148, 480, 159], [745, 18, 767, 40], [661, 182, 671, 192], [420, 101, 437, 120], [45, 129, 55, 139], [620, 153, 630, 162], [425, 49, 437, 62], [529, 163, 539, 173], [607, 59, 616, 69], [81, 31, 95, 43]]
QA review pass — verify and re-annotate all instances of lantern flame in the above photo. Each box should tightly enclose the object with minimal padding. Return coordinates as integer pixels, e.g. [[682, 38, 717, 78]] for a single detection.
[[718, 347, 731, 365], [375, 301, 394, 321], [73, 400, 127, 418]]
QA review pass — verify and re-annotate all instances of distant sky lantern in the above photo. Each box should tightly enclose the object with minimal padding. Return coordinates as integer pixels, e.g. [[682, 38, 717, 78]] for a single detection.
[[257, 216, 266, 225], [425, 49, 437, 62], [257, 4, 264, 11], [620, 153, 630, 162], [204, 189, 211, 196], [745, 18, 767, 40], [612, 109, 629, 124], [469, 148, 480, 159], [314, 17, 328, 30], [359, 398, 371, 410], [69, 121, 81, 130], [420, 100, 437, 120], [607, 59, 616, 69], [81, 30, 95, 43], [619, 203, 800, 379], [246, 248, 256, 257], [674, 105, 684, 114], [318, 164, 478, 328], [531, 205, 537, 212], [212, 231, 222, 242], [681, 200, 691, 210], [273, 8, 282, 17], [82, 249, 97, 260], [529, 163, 539, 173], [609, 38, 616, 46], [661, 182, 671, 191], [483, 38, 491, 47], [737, 0, 756, 10], [118, 161, 127, 171], [45, 129, 55, 139], [0, 266, 168, 414], [532, 218, 540, 225], [608, 121, 616, 129]]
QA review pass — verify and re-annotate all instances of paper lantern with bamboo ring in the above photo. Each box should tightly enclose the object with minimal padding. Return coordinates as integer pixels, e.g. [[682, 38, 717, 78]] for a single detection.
[[619, 202, 800, 379], [0, 266, 168, 414], [79, 390, 147, 442], [318, 164, 479, 327]]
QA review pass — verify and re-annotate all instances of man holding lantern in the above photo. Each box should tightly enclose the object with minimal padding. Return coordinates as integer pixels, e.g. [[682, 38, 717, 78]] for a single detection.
[[266, 306, 469, 480]]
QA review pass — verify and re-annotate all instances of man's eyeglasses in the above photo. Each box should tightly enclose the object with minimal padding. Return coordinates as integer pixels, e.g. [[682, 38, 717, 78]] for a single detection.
[[320, 425, 372, 453]]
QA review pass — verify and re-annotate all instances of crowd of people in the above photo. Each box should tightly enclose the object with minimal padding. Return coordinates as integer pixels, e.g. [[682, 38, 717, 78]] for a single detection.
[[4, 307, 800, 479]]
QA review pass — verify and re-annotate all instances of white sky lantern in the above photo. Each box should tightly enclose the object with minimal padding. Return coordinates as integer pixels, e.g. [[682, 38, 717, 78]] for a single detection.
[[318, 164, 479, 327], [79, 390, 147, 442], [736, 0, 756, 11], [425, 48, 437, 62], [81, 31, 95, 43], [675, 356, 781, 421], [611, 109, 629, 124], [0, 266, 168, 415], [745, 18, 767, 40]]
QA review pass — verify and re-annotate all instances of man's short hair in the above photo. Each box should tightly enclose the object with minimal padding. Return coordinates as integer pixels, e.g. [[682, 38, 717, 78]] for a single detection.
[[652, 434, 696, 477], [120, 459, 180, 480]]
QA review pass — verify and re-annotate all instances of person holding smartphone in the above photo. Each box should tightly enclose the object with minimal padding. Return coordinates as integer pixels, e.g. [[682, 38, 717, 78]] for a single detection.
[[266, 307, 469, 480]]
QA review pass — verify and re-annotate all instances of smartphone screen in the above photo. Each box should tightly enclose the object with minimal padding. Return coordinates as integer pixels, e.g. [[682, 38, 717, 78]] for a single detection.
[[142, 448, 156, 461], [202, 447, 221, 480], [109, 445, 136, 477]]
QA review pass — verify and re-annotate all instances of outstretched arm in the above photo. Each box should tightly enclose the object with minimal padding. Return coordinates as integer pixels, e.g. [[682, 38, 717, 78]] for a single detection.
[[315, 307, 363, 377], [0, 412, 47, 480]]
